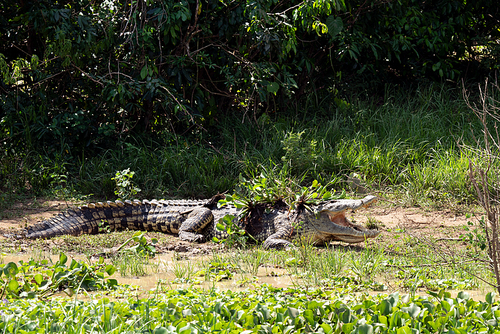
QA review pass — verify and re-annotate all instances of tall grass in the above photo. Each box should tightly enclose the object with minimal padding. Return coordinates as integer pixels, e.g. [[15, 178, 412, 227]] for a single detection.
[[0, 84, 484, 206]]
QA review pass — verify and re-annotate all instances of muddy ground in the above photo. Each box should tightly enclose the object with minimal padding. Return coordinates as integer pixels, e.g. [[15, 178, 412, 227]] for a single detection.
[[0, 197, 481, 255]]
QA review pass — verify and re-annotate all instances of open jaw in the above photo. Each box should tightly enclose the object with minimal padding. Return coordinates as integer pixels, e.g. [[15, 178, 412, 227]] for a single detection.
[[314, 195, 380, 244], [328, 212, 381, 243]]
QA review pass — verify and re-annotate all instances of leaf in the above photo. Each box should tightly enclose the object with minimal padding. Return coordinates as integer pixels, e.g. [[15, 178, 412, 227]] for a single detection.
[[34, 274, 43, 285], [342, 323, 354, 333], [141, 65, 148, 80], [153, 327, 169, 334], [267, 82, 279, 95], [379, 299, 392, 316], [486, 292, 495, 304], [341, 308, 353, 323], [358, 324, 373, 334], [326, 16, 343, 38], [440, 299, 451, 312], [3, 262, 18, 277], [105, 265, 116, 276], [457, 291, 470, 301], [59, 253, 68, 265], [396, 326, 412, 334], [8, 279, 19, 292], [303, 309, 314, 325], [406, 303, 421, 318], [106, 278, 118, 287], [320, 323, 333, 334], [286, 307, 299, 319]]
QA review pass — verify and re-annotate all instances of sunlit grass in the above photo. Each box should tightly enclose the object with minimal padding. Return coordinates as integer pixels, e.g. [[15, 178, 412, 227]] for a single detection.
[[0, 83, 484, 209]]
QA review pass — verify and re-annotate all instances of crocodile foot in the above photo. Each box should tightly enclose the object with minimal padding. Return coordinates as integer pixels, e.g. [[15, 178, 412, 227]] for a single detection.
[[179, 231, 206, 243]]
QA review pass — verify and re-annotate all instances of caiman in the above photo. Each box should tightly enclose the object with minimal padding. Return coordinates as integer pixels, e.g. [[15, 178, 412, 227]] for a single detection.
[[23, 195, 380, 249]]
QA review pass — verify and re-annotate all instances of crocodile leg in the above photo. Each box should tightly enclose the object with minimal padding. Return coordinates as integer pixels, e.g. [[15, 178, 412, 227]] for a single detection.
[[178, 207, 214, 243], [262, 227, 294, 250]]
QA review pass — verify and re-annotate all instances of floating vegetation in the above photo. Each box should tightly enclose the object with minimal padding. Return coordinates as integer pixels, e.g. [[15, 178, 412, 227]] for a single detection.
[[0, 286, 498, 333]]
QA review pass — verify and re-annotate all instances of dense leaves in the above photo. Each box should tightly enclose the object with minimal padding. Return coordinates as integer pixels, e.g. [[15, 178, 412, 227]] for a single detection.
[[0, 0, 499, 157], [0, 253, 117, 299], [0, 286, 498, 333]]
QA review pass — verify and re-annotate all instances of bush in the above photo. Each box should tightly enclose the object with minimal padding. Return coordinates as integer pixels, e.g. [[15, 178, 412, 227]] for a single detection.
[[0, 0, 499, 157]]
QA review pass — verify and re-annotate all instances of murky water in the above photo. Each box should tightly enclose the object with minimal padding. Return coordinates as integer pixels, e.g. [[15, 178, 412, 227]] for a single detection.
[[0, 252, 293, 293], [115, 253, 293, 292], [0, 252, 495, 302]]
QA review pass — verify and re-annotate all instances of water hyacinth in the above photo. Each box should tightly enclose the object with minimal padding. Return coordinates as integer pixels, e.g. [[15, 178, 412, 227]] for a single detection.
[[0, 286, 498, 333]]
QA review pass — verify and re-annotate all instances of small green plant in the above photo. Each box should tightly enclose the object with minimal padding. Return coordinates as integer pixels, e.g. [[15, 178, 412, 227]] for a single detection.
[[217, 169, 292, 216], [97, 219, 111, 233], [199, 259, 236, 282], [292, 179, 345, 211], [112, 252, 149, 277], [237, 249, 269, 276], [112, 232, 158, 277], [0, 252, 117, 299], [460, 217, 488, 253], [116, 231, 158, 257], [366, 216, 383, 230], [318, 249, 346, 277], [111, 168, 141, 200], [49, 171, 70, 198], [349, 246, 385, 284], [213, 215, 253, 248], [172, 259, 198, 284], [281, 131, 318, 173], [219, 168, 344, 213]]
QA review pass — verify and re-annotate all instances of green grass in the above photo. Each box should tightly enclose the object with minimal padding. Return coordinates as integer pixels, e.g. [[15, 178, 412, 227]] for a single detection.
[[0, 83, 484, 208], [111, 252, 150, 277], [1, 73, 499, 333], [175, 227, 486, 294]]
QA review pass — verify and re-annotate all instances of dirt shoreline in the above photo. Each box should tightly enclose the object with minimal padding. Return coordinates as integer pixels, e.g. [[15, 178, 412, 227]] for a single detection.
[[0, 197, 478, 253]]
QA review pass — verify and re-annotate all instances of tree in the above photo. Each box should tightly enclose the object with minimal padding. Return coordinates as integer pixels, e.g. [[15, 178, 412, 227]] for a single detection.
[[0, 0, 498, 156]]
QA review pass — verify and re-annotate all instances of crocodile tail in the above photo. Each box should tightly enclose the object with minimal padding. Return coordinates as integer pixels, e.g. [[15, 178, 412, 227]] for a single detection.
[[25, 208, 100, 239], [24, 199, 207, 239], [25, 200, 135, 239]]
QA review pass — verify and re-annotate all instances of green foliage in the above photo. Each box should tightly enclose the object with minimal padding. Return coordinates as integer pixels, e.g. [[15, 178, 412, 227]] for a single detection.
[[0, 285, 497, 333], [213, 214, 252, 249], [220, 167, 344, 214], [349, 246, 385, 284], [112, 252, 150, 277], [111, 168, 141, 200], [171, 259, 198, 284], [111, 232, 158, 277], [0, 0, 498, 159], [0, 83, 484, 207], [460, 217, 488, 253], [281, 131, 319, 174], [0, 252, 117, 299], [202, 260, 236, 282], [116, 231, 158, 258], [293, 179, 346, 210]]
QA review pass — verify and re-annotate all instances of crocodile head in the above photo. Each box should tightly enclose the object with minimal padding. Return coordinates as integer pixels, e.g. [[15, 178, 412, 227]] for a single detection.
[[304, 195, 380, 244]]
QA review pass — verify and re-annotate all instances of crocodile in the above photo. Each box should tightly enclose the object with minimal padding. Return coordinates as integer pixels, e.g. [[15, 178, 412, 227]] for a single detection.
[[23, 195, 380, 249]]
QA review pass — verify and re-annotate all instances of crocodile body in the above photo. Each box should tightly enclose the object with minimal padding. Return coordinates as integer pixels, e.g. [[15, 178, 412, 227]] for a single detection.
[[24, 196, 380, 249]]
